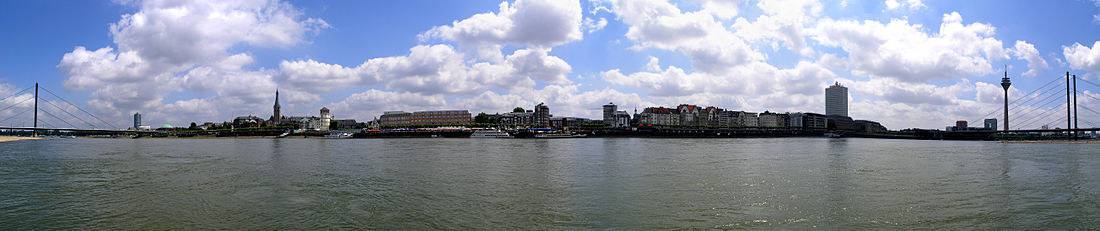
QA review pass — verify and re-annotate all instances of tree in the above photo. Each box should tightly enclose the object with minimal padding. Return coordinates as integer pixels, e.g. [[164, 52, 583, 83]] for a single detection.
[[474, 112, 499, 123], [513, 107, 525, 113], [330, 121, 339, 130], [189, 122, 198, 130], [474, 113, 490, 123]]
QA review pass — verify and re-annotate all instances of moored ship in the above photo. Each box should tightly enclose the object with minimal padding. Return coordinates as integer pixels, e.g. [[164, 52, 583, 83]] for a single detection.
[[471, 129, 513, 138]]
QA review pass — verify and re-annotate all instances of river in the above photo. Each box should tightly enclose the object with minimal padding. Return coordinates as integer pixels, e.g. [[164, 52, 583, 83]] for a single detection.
[[1, 138, 1097, 229]]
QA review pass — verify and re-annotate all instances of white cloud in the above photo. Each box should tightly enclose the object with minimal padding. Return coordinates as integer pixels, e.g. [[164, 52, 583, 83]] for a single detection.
[[610, 0, 763, 73], [276, 59, 371, 94], [58, 0, 326, 126], [697, 0, 743, 20], [111, 0, 327, 65], [1063, 41, 1100, 74], [328, 89, 449, 120], [504, 48, 573, 84], [847, 78, 972, 106], [420, 0, 583, 61], [583, 17, 608, 33], [884, 0, 924, 10], [603, 56, 834, 97], [278, 45, 571, 95], [150, 98, 220, 125], [884, 0, 900, 9], [812, 12, 1008, 82], [58, 47, 150, 90], [1009, 40, 1048, 77], [732, 0, 822, 56]]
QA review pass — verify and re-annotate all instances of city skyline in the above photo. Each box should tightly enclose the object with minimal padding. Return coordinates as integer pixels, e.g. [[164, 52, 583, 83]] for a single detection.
[[2, 0, 1100, 130]]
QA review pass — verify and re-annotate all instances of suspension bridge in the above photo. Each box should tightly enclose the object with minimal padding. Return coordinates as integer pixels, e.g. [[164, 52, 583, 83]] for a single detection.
[[954, 72, 1100, 140], [0, 83, 161, 137]]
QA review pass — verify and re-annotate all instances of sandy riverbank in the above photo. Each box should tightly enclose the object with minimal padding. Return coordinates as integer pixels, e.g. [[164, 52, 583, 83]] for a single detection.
[[0, 136, 43, 143]]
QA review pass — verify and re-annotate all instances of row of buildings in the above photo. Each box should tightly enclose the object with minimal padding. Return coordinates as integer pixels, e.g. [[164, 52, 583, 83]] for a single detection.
[[946, 119, 998, 132], [244, 90, 358, 130], [133, 90, 359, 131], [367, 81, 887, 132], [378, 110, 474, 126], [624, 82, 884, 132], [140, 81, 887, 133], [632, 104, 883, 132]]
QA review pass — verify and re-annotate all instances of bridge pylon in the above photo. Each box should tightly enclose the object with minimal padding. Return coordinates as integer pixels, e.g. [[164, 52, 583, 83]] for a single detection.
[[33, 83, 37, 137]]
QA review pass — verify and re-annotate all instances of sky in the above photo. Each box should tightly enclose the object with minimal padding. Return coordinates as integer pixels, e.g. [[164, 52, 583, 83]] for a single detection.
[[2, 0, 1100, 130]]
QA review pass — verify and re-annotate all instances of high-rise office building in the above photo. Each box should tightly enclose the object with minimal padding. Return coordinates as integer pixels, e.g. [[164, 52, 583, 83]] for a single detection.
[[603, 102, 616, 124], [133, 112, 142, 129], [534, 103, 551, 128], [826, 82, 848, 117]]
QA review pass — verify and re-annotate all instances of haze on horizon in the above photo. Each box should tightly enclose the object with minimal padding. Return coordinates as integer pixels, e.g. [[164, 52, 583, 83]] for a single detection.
[[2, 0, 1100, 130]]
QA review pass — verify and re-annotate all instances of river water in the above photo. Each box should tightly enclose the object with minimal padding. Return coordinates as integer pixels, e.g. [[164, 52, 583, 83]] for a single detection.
[[1, 138, 1097, 229]]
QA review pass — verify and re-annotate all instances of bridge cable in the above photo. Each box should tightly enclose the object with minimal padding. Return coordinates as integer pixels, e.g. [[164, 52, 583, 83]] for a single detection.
[[38, 86, 119, 129], [38, 107, 78, 128], [1078, 77, 1100, 89], [1040, 114, 1069, 130], [1079, 105, 1100, 117], [996, 77, 1066, 126], [1010, 82, 1069, 124], [0, 96, 34, 116], [1018, 105, 1067, 130], [0, 86, 33, 104], [1078, 91, 1100, 104], [1016, 98, 1067, 130], [37, 119, 57, 130], [0, 107, 33, 124], [967, 76, 1062, 126], [1015, 90, 1070, 129], [1011, 87, 1067, 128], [41, 98, 99, 129]]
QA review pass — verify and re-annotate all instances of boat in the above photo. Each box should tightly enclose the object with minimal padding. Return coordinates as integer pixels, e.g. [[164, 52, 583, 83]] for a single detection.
[[323, 132, 353, 139], [471, 129, 513, 138], [534, 132, 587, 138], [276, 131, 291, 138], [825, 131, 845, 138]]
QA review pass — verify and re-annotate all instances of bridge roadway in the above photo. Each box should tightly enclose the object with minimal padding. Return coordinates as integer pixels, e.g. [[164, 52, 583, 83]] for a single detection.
[[993, 128, 1100, 133], [0, 126, 162, 134]]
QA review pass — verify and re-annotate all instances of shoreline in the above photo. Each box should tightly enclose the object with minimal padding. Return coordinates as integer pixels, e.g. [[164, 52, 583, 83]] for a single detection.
[[0, 136, 43, 143], [999, 140, 1100, 144]]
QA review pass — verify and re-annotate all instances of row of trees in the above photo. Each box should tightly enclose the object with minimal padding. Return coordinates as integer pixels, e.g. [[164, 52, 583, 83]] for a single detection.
[[472, 107, 527, 124]]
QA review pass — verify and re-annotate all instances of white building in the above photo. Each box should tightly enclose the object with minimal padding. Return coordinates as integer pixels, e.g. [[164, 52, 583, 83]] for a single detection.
[[826, 82, 848, 117], [602, 102, 632, 127], [758, 111, 780, 127], [741, 112, 759, 127], [319, 107, 332, 131]]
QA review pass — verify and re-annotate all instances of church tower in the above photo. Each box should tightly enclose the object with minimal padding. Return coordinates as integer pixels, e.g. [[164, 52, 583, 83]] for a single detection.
[[272, 89, 281, 126]]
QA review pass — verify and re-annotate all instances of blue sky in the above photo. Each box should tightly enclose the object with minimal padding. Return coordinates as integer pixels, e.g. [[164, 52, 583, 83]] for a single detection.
[[2, 0, 1100, 129]]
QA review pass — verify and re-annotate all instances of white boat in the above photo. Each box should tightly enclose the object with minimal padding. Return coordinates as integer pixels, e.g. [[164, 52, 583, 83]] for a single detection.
[[471, 129, 513, 138], [324, 132, 353, 139], [534, 133, 587, 138]]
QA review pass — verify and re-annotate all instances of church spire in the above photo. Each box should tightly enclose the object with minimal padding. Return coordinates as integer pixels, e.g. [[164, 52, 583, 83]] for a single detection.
[[272, 89, 282, 126]]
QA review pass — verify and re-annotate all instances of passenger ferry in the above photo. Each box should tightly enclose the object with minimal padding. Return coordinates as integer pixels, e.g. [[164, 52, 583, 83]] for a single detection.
[[323, 132, 353, 139], [471, 129, 513, 138], [534, 132, 587, 138]]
